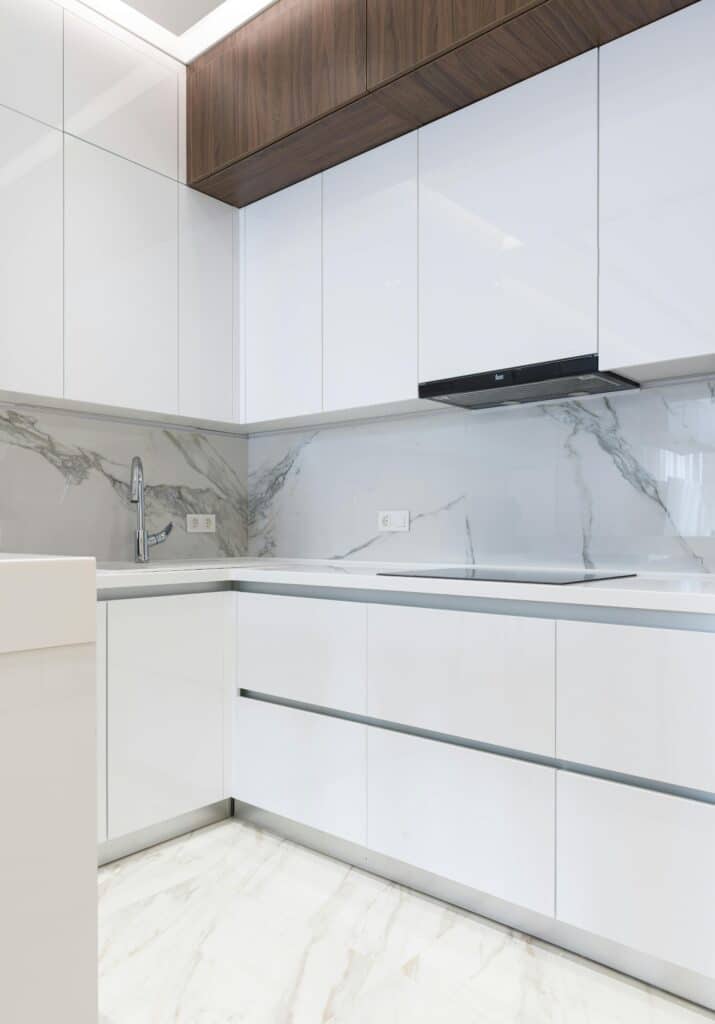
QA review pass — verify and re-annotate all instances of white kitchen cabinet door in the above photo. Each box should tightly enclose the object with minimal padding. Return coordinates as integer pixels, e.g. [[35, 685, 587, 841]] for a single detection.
[[237, 592, 367, 714], [0, 107, 63, 398], [600, 2, 715, 379], [107, 593, 231, 839], [96, 603, 107, 844], [419, 51, 597, 384], [64, 136, 179, 416], [64, 11, 179, 179], [557, 773, 715, 978], [234, 698, 367, 845], [179, 187, 235, 422], [323, 134, 418, 411], [243, 175, 322, 422], [557, 621, 715, 793], [0, 0, 62, 128], [368, 605, 554, 756], [368, 728, 554, 915]]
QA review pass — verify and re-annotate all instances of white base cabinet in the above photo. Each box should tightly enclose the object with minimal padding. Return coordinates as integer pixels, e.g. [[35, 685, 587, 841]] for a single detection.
[[557, 620, 715, 793], [237, 592, 367, 713], [97, 603, 107, 844], [367, 604, 554, 756], [368, 728, 555, 916], [557, 772, 715, 979], [234, 698, 367, 846], [107, 593, 233, 839]]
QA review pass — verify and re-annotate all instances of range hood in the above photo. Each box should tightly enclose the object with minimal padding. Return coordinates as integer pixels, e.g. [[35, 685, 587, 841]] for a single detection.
[[418, 355, 638, 411]]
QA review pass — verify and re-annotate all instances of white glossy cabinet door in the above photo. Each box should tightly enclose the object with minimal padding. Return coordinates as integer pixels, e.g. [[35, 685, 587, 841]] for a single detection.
[[234, 698, 367, 845], [107, 593, 231, 839], [600, 3, 715, 379], [368, 728, 555, 916], [64, 11, 179, 179], [179, 187, 235, 422], [0, 0, 62, 128], [419, 51, 597, 383], [96, 603, 107, 844], [368, 605, 554, 756], [237, 593, 367, 714], [557, 621, 715, 793], [64, 137, 179, 415], [0, 107, 63, 398], [323, 134, 418, 411], [243, 175, 322, 422], [557, 773, 715, 978]]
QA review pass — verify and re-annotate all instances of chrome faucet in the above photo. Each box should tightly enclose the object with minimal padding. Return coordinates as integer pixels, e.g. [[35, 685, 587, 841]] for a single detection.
[[129, 456, 173, 563]]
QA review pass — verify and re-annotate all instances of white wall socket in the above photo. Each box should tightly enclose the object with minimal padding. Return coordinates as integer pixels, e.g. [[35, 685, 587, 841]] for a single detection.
[[186, 514, 216, 534], [377, 510, 410, 533]]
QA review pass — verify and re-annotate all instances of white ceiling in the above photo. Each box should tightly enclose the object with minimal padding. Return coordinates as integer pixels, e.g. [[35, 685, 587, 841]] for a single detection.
[[72, 0, 275, 61], [121, 0, 227, 35]]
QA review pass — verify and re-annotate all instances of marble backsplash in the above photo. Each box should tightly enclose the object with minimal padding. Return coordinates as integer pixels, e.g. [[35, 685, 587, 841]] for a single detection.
[[3, 378, 715, 573], [248, 378, 715, 575], [0, 403, 247, 563]]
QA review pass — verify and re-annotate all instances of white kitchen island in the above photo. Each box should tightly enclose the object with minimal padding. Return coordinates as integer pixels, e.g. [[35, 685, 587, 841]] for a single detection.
[[0, 554, 97, 1024]]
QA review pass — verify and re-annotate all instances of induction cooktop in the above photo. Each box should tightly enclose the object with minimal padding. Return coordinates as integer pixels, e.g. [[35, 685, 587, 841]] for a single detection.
[[377, 568, 637, 585]]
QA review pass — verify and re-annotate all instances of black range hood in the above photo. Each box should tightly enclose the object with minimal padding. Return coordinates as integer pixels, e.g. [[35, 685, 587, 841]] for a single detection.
[[418, 355, 638, 411]]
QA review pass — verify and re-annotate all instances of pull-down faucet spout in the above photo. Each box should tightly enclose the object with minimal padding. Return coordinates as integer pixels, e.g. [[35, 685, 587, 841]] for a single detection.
[[129, 456, 173, 563]]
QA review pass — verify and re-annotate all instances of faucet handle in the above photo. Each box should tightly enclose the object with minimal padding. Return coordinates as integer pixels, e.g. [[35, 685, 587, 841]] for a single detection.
[[147, 522, 173, 548]]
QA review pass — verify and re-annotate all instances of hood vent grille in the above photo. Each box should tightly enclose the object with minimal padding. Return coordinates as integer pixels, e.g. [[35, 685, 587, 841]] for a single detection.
[[418, 355, 638, 411]]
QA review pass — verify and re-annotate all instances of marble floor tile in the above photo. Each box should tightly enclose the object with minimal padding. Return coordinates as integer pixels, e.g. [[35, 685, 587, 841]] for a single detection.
[[99, 819, 713, 1024]]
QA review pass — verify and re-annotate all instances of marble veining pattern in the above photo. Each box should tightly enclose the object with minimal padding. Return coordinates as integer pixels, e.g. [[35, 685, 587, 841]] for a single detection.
[[98, 819, 713, 1023], [0, 403, 247, 562], [248, 379, 715, 573]]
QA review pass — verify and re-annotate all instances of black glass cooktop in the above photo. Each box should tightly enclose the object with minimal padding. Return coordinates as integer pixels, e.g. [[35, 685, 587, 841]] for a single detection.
[[377, 568, 637, 585]]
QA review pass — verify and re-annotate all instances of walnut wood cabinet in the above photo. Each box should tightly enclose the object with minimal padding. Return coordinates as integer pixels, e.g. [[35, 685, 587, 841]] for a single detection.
[[188, 0, 698, 208]]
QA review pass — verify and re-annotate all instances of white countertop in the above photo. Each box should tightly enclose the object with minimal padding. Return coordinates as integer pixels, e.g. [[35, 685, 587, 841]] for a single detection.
[[95, 557, 715, 616], [0, 554, 97, 654]]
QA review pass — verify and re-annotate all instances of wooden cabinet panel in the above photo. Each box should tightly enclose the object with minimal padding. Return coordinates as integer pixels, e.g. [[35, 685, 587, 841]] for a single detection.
[[189, 0, 366, 183], [367, 0, 534, 88]]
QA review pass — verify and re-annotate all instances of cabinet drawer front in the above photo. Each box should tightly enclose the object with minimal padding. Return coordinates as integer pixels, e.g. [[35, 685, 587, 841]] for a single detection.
[[557, 773, 715, 978], [107, 593, 230, 839], [557, 621, 715, 792], [233, 698, 367, 845], [237, 593, 367, 714], [368, 728, 555, 916], [368, 605, 554, 755]]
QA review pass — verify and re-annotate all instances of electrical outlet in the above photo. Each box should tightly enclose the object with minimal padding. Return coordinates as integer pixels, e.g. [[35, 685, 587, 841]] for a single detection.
[[186, 514, 216, 534], [377, 510, 410, 533]]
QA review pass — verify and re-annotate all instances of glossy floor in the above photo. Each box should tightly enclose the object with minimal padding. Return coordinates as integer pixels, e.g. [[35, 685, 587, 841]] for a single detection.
[[99, 819, 713, 1023]]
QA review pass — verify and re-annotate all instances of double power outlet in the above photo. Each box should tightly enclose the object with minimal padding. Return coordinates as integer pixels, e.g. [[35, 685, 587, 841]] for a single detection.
[[186, 514, 216, 534]]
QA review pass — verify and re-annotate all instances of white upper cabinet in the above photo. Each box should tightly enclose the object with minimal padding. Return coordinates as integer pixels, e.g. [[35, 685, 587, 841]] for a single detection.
[[64, 11, 179, 179], [64, 137, 179, 415], [600, 3, 715, 380], [419, 51, 597, 384], [0, 107, 62, 398], [0, 0, 62, 128], [323, 134, 418, 411], [243, 175, 323, 423], [179, 187, 235, 422]]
